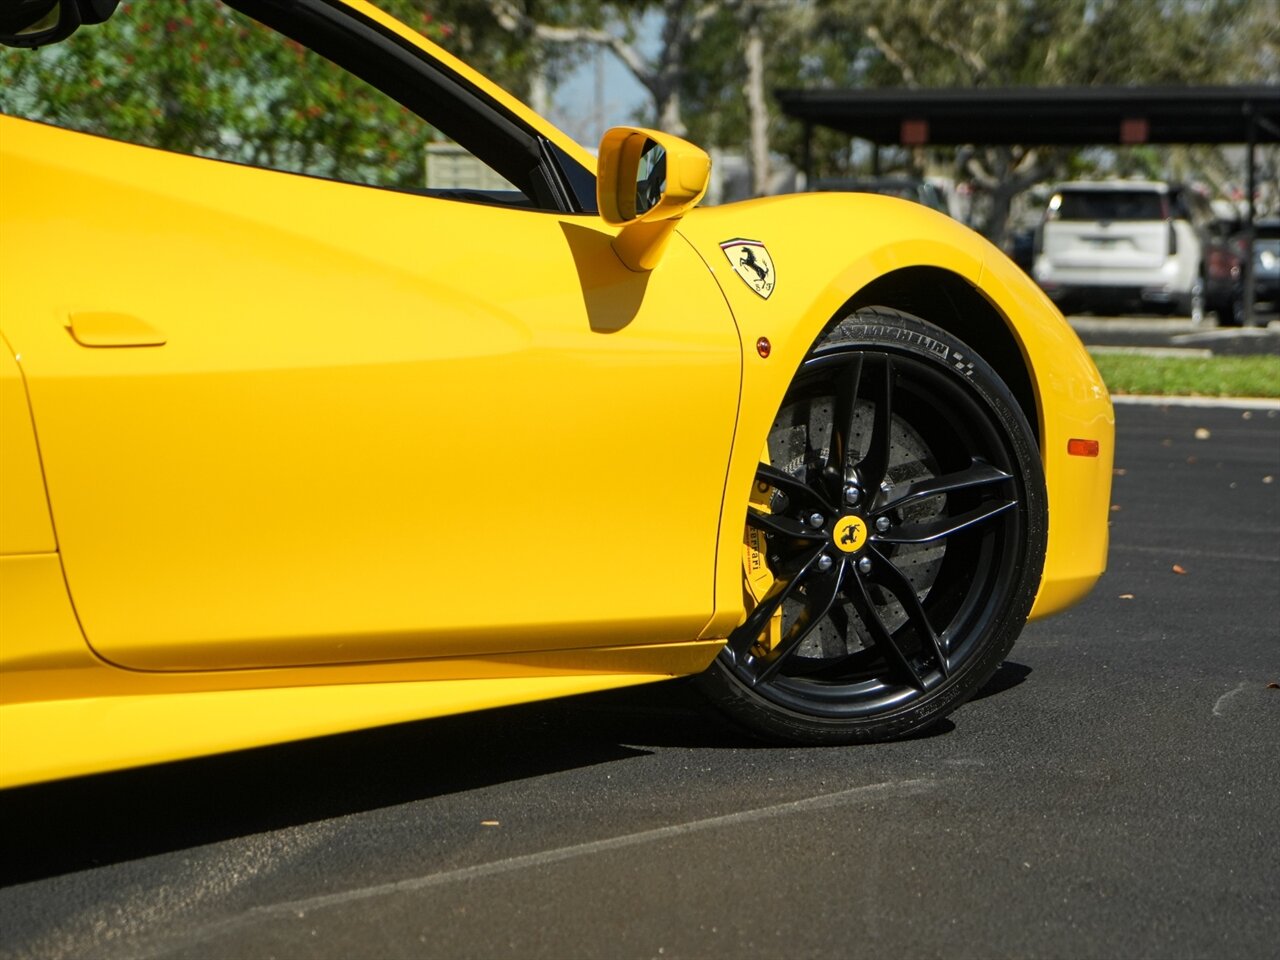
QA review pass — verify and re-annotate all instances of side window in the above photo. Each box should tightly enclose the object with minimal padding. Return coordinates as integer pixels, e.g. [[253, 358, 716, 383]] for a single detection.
[[0, 1, 518, 198]]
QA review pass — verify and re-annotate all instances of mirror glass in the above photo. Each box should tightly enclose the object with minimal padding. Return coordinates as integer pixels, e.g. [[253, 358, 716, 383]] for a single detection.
[[0, 0, 74, 47], [0, 0, 60, 35], [634, 140, 667, 217]]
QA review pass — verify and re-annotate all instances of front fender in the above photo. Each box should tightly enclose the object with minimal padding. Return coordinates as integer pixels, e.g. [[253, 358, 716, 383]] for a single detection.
[[675, 193, 1112, 638]]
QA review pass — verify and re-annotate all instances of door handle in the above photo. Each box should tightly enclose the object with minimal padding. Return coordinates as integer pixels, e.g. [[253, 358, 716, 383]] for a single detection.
[[68, 312, 166, 348]]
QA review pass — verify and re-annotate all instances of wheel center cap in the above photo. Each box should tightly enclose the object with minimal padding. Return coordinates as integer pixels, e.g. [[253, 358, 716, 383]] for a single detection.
[[832, 515, 868, 553]]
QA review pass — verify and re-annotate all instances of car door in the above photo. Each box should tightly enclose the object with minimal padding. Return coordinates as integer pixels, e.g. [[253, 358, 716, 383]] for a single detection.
[[0, 4, 741, 671]]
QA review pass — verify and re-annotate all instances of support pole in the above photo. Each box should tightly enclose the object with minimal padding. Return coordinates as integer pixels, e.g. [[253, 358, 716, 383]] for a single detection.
[[801, 121, 812, 191], [1242, 106, 1257, 327]]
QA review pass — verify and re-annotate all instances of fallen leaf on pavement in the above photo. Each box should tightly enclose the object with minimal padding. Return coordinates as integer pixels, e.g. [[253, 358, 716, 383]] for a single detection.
[[1172, 564, 1187, 575], [1186, 456, 1197, 464], [1118, 593, 1134, 600], [1113, 468, 1127, 476], [1267, 682, 1279, 690], [1264, 476, 1274, 484], [481, 820, 500, 827], [1110, 504, 1121, 512], [1194, 427, 1211, 440]]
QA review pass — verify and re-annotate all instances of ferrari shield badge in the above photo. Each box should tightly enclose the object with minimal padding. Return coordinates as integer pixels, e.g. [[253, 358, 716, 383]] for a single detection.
[[720, 238, 776, 300]]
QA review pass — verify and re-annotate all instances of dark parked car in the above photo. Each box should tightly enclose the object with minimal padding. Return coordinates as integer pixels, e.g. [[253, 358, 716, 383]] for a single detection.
[[1242, 219, 1280, 313], [811, 177, 952, 217], [1204, 218, 1244, 326]]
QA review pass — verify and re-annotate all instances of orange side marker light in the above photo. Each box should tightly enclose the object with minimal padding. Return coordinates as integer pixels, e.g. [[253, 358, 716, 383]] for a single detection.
[[1068, 438, 1100, 457]]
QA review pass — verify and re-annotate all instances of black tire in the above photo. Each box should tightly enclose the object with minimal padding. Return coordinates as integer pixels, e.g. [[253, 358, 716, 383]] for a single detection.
[[1213, 294, 1244, 327], [699, 308, 1047, 744], [1177, 274, 1207, 324]]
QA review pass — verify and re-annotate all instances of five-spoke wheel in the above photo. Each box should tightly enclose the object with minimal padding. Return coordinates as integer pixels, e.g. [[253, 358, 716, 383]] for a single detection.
[[700, 308, 1047, 743]]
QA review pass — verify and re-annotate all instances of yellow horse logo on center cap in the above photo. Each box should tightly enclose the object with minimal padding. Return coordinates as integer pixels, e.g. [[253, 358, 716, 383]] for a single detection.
[[833, 516, 868, 553]]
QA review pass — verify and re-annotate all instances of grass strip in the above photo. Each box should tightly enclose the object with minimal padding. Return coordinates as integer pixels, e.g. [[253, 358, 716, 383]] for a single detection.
[[1088, 351, 1280, 398]]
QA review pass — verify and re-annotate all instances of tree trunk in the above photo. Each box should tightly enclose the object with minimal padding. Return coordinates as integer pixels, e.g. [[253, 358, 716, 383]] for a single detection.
[[657, 85, 685, 136], [743, 15, 769, 196], [981, 181, 1016, 249], [526, 48, 551, 117], [966, 146, 1055, 247]]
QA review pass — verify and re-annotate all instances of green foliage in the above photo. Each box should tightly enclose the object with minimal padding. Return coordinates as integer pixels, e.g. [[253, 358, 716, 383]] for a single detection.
[[0, 0, 448, 189], [427, 0, 608, 99], [792, 0, 1278, 168], [815, 0, 1275, 90], [1090, 351, 1280, 398], [3, 0, 1277, 210]]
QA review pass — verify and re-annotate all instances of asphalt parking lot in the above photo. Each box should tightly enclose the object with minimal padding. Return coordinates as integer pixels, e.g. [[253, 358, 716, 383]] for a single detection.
[[1068, 312, 1280, 356], [1, 401, 1277, 960]]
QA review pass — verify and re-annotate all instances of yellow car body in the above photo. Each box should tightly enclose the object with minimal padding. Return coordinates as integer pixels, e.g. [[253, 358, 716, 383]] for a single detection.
[[0, 0, 1112, 788]]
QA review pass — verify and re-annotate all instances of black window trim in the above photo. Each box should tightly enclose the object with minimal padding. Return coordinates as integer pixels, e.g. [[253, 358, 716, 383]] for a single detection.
[[229, 0, 595, 214]]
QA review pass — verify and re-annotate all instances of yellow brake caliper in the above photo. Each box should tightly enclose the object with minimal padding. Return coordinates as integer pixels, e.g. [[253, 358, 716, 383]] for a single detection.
[[741, 447, 784, 656]]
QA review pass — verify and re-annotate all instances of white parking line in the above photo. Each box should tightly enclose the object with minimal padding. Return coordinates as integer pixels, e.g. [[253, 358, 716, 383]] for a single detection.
[[1213, 682, 1249, 717], [260, 778, 934, 917], [1110, 394, 1280, 410], [1088, 345, 1214, 358], [135, 777, 935, 958]]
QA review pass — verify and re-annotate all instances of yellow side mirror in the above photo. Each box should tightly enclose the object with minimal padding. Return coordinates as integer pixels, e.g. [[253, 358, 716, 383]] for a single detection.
[[596, 127, 710, 272]]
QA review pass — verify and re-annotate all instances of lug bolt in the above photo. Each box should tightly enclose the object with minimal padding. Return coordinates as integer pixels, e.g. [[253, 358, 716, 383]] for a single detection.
[[858, 557, 873, 574], [875, 516, 891, 532], [843, 484, 860, 505], [807, 512, 825, 529], [817, 555, 834, 573]]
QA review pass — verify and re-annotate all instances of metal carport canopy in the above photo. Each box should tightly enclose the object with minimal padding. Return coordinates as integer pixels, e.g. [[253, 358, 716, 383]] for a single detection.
[[776, 84, 1280, 324], [774, 85, 1280, 147]]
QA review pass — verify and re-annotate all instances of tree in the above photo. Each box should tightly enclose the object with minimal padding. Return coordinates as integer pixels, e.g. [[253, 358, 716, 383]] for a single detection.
[[0, 0, 450, 189], [428, 0, 606, 115], [674, 0, 815, 196], [806, 0, 1280, 240], [481, 0, 744, 136]]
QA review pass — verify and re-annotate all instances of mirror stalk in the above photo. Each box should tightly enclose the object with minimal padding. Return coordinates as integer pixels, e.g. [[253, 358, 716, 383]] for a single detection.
[[612, 220, 679, 273]]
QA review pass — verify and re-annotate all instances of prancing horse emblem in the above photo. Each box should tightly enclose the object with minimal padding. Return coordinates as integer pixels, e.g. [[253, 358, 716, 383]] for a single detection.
[[832, 515, 867, 553], [739, 246, 768, 281], [719, 238, 776, 299]]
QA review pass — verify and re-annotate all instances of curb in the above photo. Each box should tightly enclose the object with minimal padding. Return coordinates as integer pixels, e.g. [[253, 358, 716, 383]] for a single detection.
[[1109, 394, 1280, 410], [1087, 345, 1213, 359]]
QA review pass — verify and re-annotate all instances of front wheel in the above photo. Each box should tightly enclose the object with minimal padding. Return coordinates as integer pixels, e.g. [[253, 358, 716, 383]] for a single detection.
[[1179, 274, 1207, 324], [1213, 293, 1245, 328], [700, 308, 1047, 744]]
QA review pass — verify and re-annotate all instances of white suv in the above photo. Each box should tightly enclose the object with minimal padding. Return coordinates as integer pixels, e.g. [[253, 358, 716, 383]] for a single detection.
[[1034, 181, 1211, 319]]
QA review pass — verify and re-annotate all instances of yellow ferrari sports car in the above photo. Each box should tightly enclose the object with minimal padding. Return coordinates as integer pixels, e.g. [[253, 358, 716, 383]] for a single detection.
[[0, 0, 1112, 789]]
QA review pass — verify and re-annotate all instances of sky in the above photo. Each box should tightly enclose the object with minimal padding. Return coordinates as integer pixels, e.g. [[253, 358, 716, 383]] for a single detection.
[[544, 16, 659, 149]]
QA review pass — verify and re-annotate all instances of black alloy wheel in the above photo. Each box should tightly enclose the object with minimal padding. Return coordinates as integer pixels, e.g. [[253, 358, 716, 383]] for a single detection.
[[700, 308, 1047, 743]]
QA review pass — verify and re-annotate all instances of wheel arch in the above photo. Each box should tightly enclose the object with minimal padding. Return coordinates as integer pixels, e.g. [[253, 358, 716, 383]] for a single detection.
[[776, 259, 1112, 628], [677, 196, 1112, 640], [835, 266, 1040, 447]]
